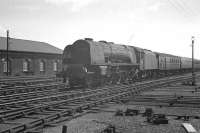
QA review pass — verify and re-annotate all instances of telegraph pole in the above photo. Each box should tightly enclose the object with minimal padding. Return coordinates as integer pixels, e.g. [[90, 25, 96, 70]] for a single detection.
[[191, 36, 195, 85], [6, 30, 9, 76]]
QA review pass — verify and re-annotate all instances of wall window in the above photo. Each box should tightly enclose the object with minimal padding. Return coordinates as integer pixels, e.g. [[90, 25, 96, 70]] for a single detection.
[[159, 63, 162, 68], [39, 60, 45, 72], [2, 58, 10, 73], [53, 61, 57, 71], [3, 60, 8, 73], [105, 57, 109, 63], [23, 59, 30, 72]]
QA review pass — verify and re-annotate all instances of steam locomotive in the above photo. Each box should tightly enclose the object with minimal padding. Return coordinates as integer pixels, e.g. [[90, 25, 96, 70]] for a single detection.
[[62, 38, 200, 87]]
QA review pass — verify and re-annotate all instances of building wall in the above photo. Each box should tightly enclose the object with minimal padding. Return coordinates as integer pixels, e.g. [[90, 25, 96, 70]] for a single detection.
[[0, 50, 62, 77]]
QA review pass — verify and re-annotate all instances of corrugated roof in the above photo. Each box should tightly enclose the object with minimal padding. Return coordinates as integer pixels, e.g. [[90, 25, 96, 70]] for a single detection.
[[0, 37, 62, 54]]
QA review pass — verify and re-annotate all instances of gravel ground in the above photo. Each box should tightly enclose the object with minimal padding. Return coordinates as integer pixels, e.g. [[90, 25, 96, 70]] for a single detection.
[[43, 103, 200, 133]]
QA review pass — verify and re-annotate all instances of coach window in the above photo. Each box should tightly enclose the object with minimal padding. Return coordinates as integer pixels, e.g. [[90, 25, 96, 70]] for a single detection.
[[53, 61, 57, 71], [23, 59, 30, 72], [39, 60, 45, 72]]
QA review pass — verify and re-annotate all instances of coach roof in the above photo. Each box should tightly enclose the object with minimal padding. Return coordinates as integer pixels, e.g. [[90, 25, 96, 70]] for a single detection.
[[0, 37, 62, 54]]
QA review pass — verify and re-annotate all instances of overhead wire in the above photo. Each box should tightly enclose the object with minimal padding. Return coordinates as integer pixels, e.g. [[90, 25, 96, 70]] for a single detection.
[[176, 0, 196, 16], [166, 0, 192, 18]]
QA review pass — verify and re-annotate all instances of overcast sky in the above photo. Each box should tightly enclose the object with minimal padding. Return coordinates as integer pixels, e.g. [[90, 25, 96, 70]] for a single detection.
[[0, 0, 200, 59]]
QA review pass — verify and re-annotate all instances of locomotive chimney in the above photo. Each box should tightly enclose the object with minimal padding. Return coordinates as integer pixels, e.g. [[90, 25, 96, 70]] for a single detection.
[[108, 42, 114, 44], [99, 40, 107, 43], [85, 38, 93, 41]]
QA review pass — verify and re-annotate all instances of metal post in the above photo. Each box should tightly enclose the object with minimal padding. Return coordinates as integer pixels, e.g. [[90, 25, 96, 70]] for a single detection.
[[62, 125, 67, 133], [191, 36, 195, 85], [6, 30, 9, 76]]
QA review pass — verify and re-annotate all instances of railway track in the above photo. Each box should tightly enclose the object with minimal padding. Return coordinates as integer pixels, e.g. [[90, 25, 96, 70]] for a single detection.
[[0, 82, 66, 96], [131, 75, 200, 108], [0, 73, 198, 133], [0, 76, 56, 82], [0, 76, 61, 87], [0, 85, 68, 104], [0, 85, 126, 117]]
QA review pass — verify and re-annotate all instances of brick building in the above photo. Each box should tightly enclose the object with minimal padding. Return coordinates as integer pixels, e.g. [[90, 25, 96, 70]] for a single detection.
[[0, 37, 62, 76]]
